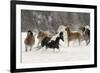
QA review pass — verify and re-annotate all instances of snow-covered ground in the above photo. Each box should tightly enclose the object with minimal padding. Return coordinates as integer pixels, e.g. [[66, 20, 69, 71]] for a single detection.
[[21, 32, 90, 64]]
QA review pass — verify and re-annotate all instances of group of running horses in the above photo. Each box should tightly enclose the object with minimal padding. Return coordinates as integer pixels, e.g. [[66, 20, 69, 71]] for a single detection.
[[24, 25, 90, 52]]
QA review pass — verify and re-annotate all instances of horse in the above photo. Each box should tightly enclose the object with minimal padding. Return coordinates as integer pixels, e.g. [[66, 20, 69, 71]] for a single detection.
[[24, 30, 35, 52], [65, 27, 81, 46], [37, 31, 55, 47], [79, 26, 90, 45], [41, 32, 64, 52]]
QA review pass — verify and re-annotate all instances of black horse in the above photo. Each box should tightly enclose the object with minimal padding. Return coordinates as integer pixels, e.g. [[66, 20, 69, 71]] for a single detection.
[[41, 32, 64, 52]]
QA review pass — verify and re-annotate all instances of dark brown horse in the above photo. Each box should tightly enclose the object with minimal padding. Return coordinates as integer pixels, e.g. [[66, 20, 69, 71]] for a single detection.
[[24, 30, 35, 52], [65, 27, 81, 46]]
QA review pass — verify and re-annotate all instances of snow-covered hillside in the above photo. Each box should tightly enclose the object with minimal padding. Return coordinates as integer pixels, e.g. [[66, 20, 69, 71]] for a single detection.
[[21, 32, 90, 64]]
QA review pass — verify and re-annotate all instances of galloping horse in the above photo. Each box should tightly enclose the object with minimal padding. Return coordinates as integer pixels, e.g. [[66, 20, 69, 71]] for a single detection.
[[24, 30, 35, 52], [79, 26, 90, 45], [41, 32, 64, 52], [65, 27, 81, 46]]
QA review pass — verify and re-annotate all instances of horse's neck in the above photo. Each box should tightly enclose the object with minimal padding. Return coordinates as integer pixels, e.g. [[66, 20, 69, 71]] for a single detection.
[[55, 37, 60, 43], [27, 35, 32, 38], [67, 30, 71, 37]]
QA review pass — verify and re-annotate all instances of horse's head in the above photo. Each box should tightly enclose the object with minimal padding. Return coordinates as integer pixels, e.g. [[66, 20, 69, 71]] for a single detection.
[[65, 27, 71, 36], [59, 32, 64, 41], [79, 26, 85, 32], [27, 30, 33, 36], [65, 27, 70, 31]]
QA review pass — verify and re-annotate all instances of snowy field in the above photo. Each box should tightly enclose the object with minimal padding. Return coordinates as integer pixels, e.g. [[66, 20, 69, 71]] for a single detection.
[[21, 32, 90, 64]]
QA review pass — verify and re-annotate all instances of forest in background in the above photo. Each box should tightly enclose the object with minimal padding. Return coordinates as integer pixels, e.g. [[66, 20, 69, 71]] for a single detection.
[[21, 10, 90, 32]]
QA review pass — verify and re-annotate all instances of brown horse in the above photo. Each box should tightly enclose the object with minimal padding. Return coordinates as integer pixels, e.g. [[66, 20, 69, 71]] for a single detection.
[[37, 31, 52, 39], [79, 26, 90, 45], [24, 30, 35, 52], [65, 27, 81, 46]]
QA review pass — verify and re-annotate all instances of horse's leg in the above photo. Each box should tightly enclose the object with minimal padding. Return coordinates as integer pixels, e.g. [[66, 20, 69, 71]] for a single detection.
[[57, 48, 60, 53], [86, 40, 90, 45], [35, 46, 42, 51], [41, 46, 47, 53], [45, 46, 48, 51], [30, 46, 32, 51], [68, 40, 69, 47], [38, 45, 42, 49], [36, 40, 41, 48], [78, 38, 80, 46], [25, 45, 27, 52]]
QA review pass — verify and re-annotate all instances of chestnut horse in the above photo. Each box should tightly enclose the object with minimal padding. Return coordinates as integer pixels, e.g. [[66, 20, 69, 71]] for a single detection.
[[65, 27, 81, 46]]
